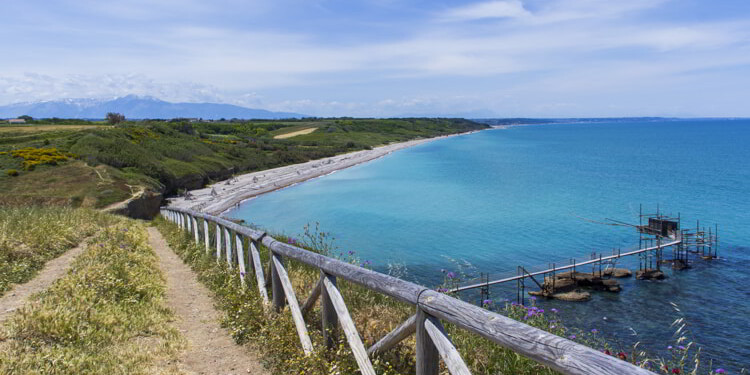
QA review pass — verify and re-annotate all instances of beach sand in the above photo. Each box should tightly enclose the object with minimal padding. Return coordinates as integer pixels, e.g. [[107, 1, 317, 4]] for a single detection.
[[167, 131, 477, 215]]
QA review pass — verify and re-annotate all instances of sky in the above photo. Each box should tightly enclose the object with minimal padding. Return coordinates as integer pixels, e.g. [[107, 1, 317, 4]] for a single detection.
[[1, 0, 750, 117]]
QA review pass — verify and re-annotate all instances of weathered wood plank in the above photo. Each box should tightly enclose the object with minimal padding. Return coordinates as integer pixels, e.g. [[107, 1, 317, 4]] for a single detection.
[[367, 314, 416, 357], [424, 315, 471, 375], [416, 308, 440, 375], [271, 253, 286, 311], [224, 227, 233, 267], [263, 237, 424, 305], [203, 219, 210, 253], [300, 276, 323, 317], [236, 234, 247, 286], [215, 223, 222, 261], [322, 275, 376, 375], [321, 272, 338, 348], [418, 290, 654, 375], [192, 216, 200, 244], [272, 255, 313, 355], [250, 241, 269, 303]]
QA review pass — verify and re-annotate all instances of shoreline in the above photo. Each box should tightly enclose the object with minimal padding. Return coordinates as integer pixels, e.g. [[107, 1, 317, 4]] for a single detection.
[[166, 130, 481, 216]]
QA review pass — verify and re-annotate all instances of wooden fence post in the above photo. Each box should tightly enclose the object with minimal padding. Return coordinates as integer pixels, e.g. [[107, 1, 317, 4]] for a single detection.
[[216, 223, 222, 261], [193, 216, 199, 244], [236, 234, 247, 286], [204, 219, 210, 253], [271, 252, 286, 311], [416, 307, 440, 375], [321, 271, 338, 348], [224, 226, 233, 267]]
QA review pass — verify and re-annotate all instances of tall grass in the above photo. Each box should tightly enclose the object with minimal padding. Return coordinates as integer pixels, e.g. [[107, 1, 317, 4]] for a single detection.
[[0, 215, 183, 374], [0, 206, 108, 296]]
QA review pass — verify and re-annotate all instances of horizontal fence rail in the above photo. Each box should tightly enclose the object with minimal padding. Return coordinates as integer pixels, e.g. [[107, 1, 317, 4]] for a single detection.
[[161, 207, 653, 375]]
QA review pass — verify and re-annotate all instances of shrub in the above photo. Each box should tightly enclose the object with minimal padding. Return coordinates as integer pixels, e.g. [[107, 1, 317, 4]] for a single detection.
[[6, 169, 18, 176]]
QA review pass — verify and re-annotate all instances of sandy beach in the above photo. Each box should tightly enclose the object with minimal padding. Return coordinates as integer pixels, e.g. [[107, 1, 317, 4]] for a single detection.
[[167, 131, 478, 215]]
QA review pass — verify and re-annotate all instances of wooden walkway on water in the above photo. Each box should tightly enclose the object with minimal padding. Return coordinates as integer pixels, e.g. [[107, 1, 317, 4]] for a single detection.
[[451, 237, 683, 293]]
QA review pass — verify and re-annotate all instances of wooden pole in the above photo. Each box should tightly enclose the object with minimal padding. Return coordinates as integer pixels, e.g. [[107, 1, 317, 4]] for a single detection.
[[321, 271, 338, 348], [271, 252, 286, 311], [203, 219, 210, 254], [416, 307, 440, 375], [215, 223, 222, 261]]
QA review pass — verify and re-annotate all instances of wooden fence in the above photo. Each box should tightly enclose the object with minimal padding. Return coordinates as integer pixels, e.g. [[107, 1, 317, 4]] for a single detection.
[[161, 207, 653, 375]]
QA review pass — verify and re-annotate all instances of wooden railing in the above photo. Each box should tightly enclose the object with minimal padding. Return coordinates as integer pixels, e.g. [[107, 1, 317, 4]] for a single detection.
[[161, 207, 653, 375]]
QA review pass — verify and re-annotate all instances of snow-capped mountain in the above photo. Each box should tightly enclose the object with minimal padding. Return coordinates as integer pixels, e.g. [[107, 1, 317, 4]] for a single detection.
[[0, 95, 304, 120]]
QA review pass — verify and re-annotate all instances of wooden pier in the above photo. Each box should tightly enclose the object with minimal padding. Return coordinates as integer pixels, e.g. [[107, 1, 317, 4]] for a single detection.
[[452, 205, 719, 304]]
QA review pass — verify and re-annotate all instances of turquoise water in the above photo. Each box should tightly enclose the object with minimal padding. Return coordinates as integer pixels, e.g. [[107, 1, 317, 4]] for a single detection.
[[228, 120, 750, 372]]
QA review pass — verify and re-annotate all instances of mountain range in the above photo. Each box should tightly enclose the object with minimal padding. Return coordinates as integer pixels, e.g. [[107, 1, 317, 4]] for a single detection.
[[0, 95, 304, 120]]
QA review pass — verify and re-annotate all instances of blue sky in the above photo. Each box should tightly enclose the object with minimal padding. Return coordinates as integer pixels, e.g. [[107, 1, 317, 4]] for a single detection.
[[1, 0, 749, 117]]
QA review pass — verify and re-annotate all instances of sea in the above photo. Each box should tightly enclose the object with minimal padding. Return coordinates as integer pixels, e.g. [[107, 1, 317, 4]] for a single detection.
[[227, 119, 750, 372]]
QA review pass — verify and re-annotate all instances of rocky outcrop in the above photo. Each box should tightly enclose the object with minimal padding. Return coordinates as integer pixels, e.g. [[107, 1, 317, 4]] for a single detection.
[[105, 189, 164, 219]]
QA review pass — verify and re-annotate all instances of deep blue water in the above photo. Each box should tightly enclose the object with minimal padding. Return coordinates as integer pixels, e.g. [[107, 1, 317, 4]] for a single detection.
[[228, 119, 750, 372]]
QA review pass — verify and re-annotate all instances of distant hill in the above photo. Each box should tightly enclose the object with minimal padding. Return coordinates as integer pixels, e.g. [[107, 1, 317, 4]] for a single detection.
[[0, 95, 305, 120]]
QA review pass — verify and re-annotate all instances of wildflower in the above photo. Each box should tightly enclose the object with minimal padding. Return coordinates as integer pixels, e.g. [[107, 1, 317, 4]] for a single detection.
[[661, 365, 669, 373], [240, 271, 245, 277], [482, 299, 492, 305], [715, 369, 726, 374], [530, 296, 537, 301], [667, 345, 673, 350], [437, 288, 447, 293], [348, 250, 355, 255], [678, 345, 685, 350], [602, 349, 612, 355], [569, 334, 576, 340], [446, 272, 456, 279], [591, 329, 599, 334], [617, 352, 627, 360], [672, 369, 680, 374], [550, 325, 556, 329], [550, 308, 559, 313], [287, 238, 297, 245]]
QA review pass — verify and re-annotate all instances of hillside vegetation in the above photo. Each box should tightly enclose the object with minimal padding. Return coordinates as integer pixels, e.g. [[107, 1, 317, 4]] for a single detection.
[[0, 118, 486, 208]]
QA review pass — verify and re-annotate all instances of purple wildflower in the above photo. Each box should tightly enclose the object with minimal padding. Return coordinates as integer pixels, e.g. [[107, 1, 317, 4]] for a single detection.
[[715, 369, 726, 374], [446, 272, 456, 279], [591, 329, 599, 334], [437, 288, 447, 293], [530, 296, 537, 301], [483, 299, 492, 305], [538, 309, 544, 314], [667, 346, 673, 350], [678, 345, 685, 350], [550, 308, 559, 313], [550, 325, 556, 329], [569, 334, 576, 340], [240, 271, 245, 277]]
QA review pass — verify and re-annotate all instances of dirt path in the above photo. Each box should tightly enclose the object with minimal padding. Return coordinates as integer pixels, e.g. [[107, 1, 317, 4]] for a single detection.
[[0, 240, 89, 323], [147, 227, 268, 375]]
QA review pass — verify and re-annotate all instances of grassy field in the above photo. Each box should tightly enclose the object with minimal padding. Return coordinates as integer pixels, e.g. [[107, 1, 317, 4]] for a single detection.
[[0, 206, 108, 296], [0, 210, 183, 374], [0, 118, 487, 208], [0, 125, 110, 133]]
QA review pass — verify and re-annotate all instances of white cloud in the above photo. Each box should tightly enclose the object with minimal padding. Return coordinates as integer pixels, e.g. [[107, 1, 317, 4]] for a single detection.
[[440, 0, 531, 21]]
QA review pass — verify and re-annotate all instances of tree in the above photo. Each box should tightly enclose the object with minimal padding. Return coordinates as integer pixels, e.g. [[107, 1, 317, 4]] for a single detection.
[[18, 115, 33, 121], [106, 112, 125, 125]]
